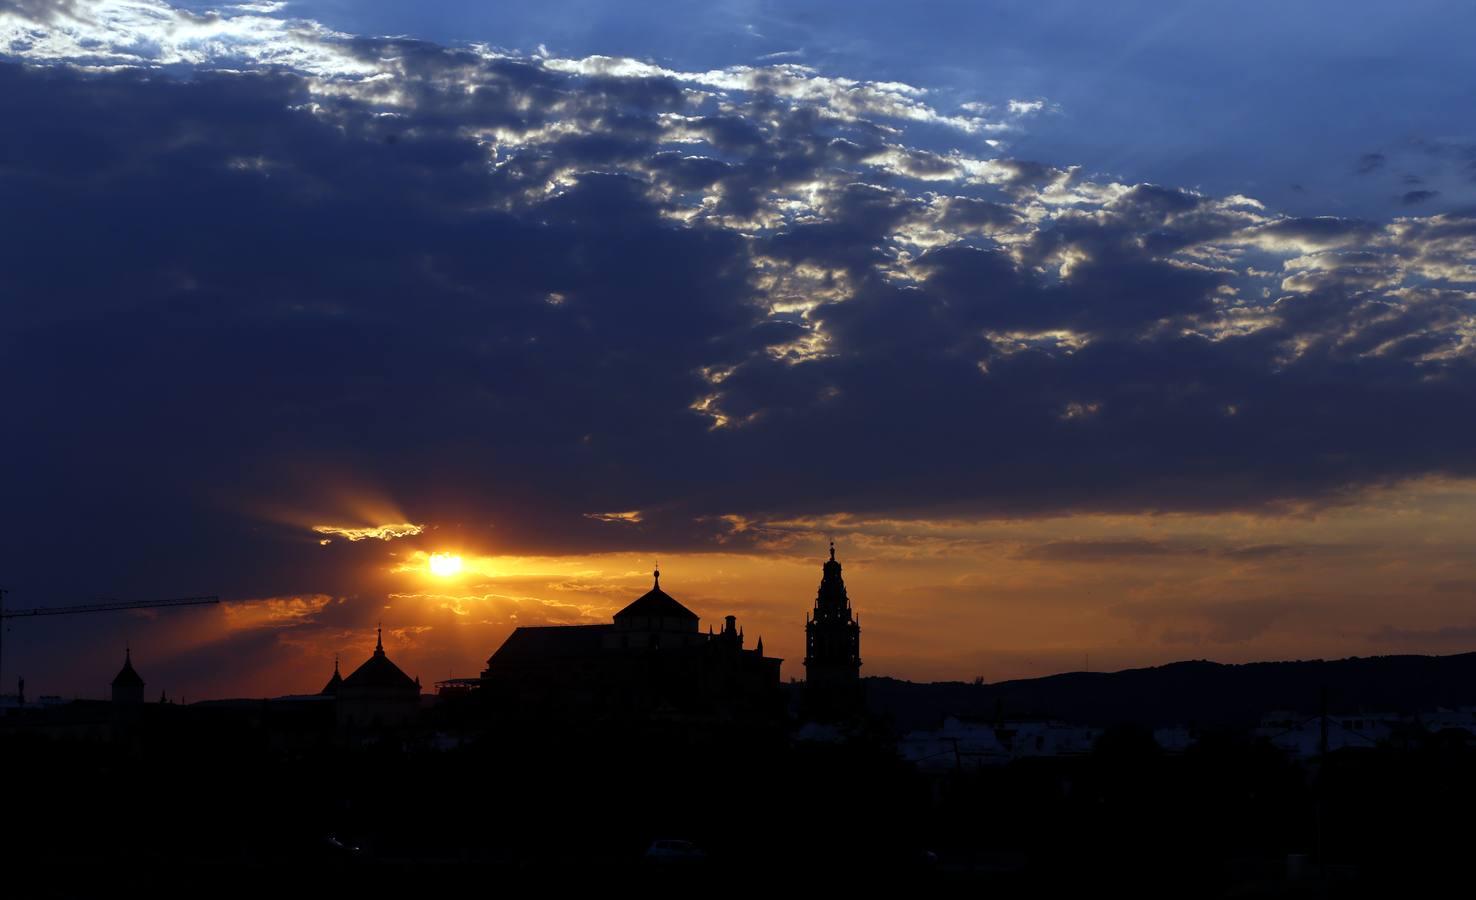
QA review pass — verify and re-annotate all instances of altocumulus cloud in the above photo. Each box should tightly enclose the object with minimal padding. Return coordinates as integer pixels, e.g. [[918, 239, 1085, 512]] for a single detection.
[[2, 0, 1476, 603], [312, 523, 424, 544]]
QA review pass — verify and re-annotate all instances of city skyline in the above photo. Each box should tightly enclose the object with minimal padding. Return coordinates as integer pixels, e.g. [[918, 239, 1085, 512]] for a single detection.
[[3, 0, 1476, 701]]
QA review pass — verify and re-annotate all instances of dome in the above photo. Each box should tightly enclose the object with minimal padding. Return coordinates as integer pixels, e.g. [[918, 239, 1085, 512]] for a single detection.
[[111, 648, 144, 688], [823, 540, 843, 577], [613, 570, 698, 623], [341, 628, 418, 691]]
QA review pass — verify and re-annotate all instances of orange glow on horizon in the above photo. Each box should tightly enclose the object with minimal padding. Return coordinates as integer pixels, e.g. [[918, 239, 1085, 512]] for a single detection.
[[71, 476, 1476, 703]]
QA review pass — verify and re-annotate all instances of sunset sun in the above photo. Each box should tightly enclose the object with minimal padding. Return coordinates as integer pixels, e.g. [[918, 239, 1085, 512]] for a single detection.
[[428, 552, 463, 577]]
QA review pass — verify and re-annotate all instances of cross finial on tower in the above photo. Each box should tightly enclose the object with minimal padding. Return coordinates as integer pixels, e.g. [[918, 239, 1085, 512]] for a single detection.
[[653, 566, 661, 589], [376, 622, 383, 652]]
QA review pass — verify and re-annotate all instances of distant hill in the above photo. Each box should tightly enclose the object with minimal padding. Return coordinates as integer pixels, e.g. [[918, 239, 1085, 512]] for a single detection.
[[864, 652, 1476, 731]]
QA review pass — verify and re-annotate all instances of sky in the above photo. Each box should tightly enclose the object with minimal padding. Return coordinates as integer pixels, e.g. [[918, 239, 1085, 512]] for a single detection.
[[2, 0, 1475, 700]]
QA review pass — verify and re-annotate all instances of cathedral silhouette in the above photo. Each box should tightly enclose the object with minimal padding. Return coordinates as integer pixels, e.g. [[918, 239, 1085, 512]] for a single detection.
[[471, 544, 862, 721]]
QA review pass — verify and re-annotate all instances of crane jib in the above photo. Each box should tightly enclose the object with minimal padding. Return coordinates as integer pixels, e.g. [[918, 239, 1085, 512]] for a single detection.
[[0, 596, 219, 682], [0, 596, 220, 619]]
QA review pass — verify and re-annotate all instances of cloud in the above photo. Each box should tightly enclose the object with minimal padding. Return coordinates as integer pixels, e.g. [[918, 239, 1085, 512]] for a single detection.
[[0, 0, 373, 75], [221, 594, 334, 630], [584, 511, 644, 524], [1016, 539, 1202, 562], [0, 0, 83, 24], [542, 55, 1012, 135], [1368, 623, 1476, 649], [1, 0, 1475, 610], [1219, 544, 1303, 561], [387, 588, 602, 623], [1114, 597, 1299, 645], [1431, 579, 1476, 594], [1017, 540, 1341, 564], [312, 523, 425, 543]]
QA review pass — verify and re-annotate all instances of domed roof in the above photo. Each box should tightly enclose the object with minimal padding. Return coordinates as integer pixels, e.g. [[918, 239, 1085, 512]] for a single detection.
[[112, 648, 144, 688], [341, 628, 418, 692], [814, 542, 851, 613], [823, 540, 843, 577], [613, 570, 697, 622]]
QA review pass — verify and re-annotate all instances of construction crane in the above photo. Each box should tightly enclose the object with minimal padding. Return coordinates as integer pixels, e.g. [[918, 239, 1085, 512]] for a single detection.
[[0, 592, 220, 685]]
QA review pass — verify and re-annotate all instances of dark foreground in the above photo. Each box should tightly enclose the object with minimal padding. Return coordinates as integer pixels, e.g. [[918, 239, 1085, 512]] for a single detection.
[[5, 717, 1476, 898]]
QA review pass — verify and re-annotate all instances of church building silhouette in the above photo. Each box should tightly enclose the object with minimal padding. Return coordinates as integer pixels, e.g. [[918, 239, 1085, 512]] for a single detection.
[[479, 565, 784, 720]]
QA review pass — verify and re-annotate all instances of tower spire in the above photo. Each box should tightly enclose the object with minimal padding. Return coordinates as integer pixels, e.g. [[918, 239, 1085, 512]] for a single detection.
[[805, 540, 862, 708], [321, 653, 344, 696], [376, 622, 383, 653]]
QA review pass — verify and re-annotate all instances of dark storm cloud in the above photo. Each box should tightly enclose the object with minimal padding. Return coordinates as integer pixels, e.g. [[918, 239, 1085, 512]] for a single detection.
[[1246, 215, 1381, 249], [2, 3, 1476, 609], [763, 183, 921, 275], [933, 196, 1022, 232], [0, 59, 758, 598]]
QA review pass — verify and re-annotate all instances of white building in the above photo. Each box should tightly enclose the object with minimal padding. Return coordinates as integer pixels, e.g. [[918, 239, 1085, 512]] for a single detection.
[[1153, 725, 1197, 754], [1254, 711, 1404, 758], [902, 715, 1101, 771], [1001, 720, 1102, 759], [1418, 707, 1476, 736], [902, 716, 1011, 770]]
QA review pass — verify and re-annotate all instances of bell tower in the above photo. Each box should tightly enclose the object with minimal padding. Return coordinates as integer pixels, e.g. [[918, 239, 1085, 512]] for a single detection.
[[804, 542, 861, 689]]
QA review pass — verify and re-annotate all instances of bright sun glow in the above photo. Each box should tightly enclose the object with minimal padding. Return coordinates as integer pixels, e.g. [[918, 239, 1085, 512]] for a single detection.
[[428, 552, 464, 577]]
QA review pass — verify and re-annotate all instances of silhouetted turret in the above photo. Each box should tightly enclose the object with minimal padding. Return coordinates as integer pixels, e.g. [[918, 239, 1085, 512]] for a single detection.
[[111, 647, 145, 705], [321, 656, 343, 696], [805, 541, 862, 685], [803, 542, 864, 719]]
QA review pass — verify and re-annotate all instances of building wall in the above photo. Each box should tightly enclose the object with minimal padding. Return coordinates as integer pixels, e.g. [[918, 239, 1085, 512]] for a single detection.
[[338, 687, 419, 729]]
